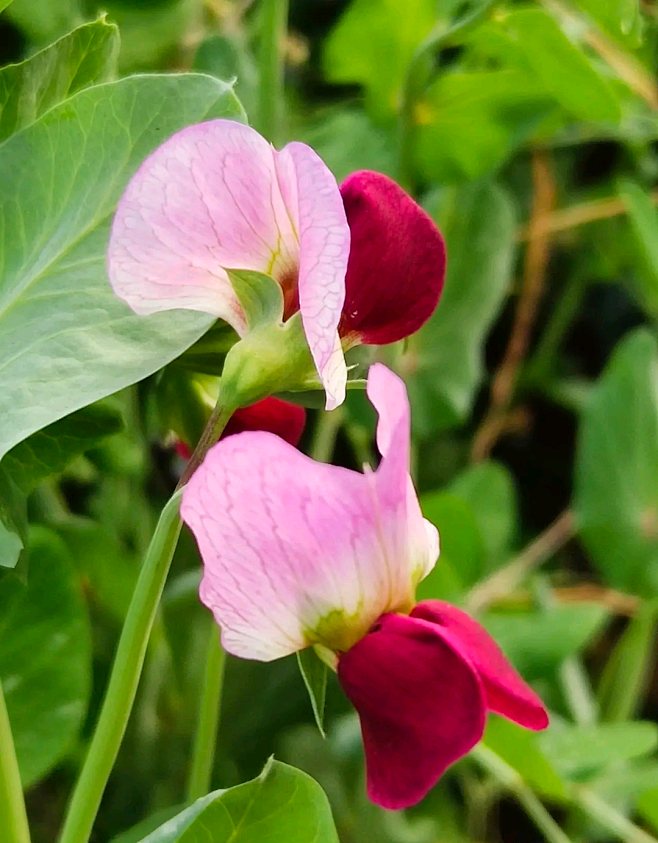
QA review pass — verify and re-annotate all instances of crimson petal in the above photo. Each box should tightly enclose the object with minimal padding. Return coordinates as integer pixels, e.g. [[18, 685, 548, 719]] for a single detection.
[[222, 396, 306, 447], [411, 601, 549, 731], [338, 171, 446, 346], [337, 612, 486, 810]]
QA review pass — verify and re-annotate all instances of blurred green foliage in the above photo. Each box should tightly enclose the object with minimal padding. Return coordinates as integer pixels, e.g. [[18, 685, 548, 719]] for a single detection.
[[1, 0, 658, 841]]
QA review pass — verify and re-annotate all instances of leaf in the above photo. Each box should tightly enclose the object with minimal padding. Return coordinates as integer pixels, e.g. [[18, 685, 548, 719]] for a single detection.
[[194, 33, 257, 117], [406, 182, 515, 437], [136, 758, 339, 843], [501, 9, 621, 124], [0, 526, 91, 786], [482, 605, 608, 680], [323, 0, 436, 123], [0, 17, 119, 143], [415, 70, 555, 182], [297, 649, 328, 737], [449, 461, 518, 571], [638, 785, 658, 833], [2, 403, 123, 495], [0, 465, 26, 573], [574, 329, 658, 596], [484, 716, 566, 800], [618, 179, 658, 318], [3, 0, 83, 44], [419, 492, 486, 594], [573, 0, 643, 45], [540, 722, 658, 779], [226, 270, 284, 330], [0, 73, 245, 461]]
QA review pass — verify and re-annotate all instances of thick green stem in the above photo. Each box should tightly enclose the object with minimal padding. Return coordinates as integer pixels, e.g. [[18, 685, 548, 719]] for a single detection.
[[0, 680, 31, 843], [397, 0, 501, 193], [309, 407, 344, 463], [186, 625, 227, 801], [257, 0, 289, 144], [471, 745, 574, 843], [58, 490, 184, 843]]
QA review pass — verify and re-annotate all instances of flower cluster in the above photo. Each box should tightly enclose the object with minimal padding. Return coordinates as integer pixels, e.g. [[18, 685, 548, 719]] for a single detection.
[[108, 120, 547, 811]]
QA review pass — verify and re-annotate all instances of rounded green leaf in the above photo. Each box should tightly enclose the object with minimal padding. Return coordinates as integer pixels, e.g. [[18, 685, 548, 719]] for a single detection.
[[135, 759, 339, 843], [574, 329, 658, 596], [0, 73, 245, 460], [0, 526, 91, 786]]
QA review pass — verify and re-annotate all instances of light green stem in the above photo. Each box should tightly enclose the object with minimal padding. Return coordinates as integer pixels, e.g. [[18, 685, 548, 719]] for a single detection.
[[0, 680, 31, 843], [577, 789, 658, 843], [309, 407, 344, 463], [397, 0, 501, 193], [257, 0, 289, 144], [471, 745, 573, 843], [58, 491, 184, 843], [186, 625, 227, 802]]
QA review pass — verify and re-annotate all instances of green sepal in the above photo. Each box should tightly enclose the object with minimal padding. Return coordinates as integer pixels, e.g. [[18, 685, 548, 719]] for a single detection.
[[297, 648, 328, 737], [277, 379, 367, 408], [226, 269, 285, 331]]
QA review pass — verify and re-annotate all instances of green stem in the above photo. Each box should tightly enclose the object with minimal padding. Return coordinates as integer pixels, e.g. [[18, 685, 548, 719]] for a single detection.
[[257, 0, 289, 144], [577, 788, 658, 843], [471, 745, 574, 843], [0, 681, 31, 843], [186, 625, 227, 801], [309, 407, 344, 463], [58, 490, 184, 843], [397, 0, 501, 193]]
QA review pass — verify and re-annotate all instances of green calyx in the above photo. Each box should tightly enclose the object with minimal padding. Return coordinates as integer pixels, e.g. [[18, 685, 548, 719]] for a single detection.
[[218, 269, 321, 410]]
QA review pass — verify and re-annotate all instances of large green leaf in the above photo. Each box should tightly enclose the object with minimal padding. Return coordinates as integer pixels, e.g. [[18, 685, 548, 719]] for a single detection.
[[501, 9, 621, 124], [0, 73, 244, 460], [2, 403, 123, 495], [574, 329, 658, 596], [0, 527, 91, 786], [323, 0, 436, 123], [407, 182, 516, 437], [0, 17, 119, 143], [136, 759, 339, 842], [3, 0, 83, 44]]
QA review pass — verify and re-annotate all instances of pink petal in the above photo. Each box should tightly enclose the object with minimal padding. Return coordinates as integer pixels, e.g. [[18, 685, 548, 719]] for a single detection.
[[275, 143, 350, 409], [367, 364, 439, 585], [339, 171, 446, 346], [411, 601, 549, 730], [337, 612, 486, 810], [180, 365, 431, 661], [108, 120, 295, 332]]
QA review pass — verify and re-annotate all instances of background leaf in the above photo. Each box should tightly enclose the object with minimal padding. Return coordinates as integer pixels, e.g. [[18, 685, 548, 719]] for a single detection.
[[0, 526, 91, 786], [574, 329, 658, 596]]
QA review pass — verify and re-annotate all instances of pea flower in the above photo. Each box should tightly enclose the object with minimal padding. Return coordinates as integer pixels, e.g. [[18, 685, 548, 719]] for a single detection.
[[180, 364, 548, 810], [107, 120, 445, 410]]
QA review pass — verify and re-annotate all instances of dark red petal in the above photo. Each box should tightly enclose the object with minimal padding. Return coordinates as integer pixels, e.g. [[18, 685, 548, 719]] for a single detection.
[[222, 397, 306, 447], [338, 171, 446, 346], [411, 601, 549, 731], [337, 612, 486, 810]]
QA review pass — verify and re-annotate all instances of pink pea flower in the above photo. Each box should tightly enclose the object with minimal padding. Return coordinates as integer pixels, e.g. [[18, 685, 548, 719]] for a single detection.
[[180, 364, 548, 810], [107, 121, 445, 410], [175, 396, 306, 460]]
